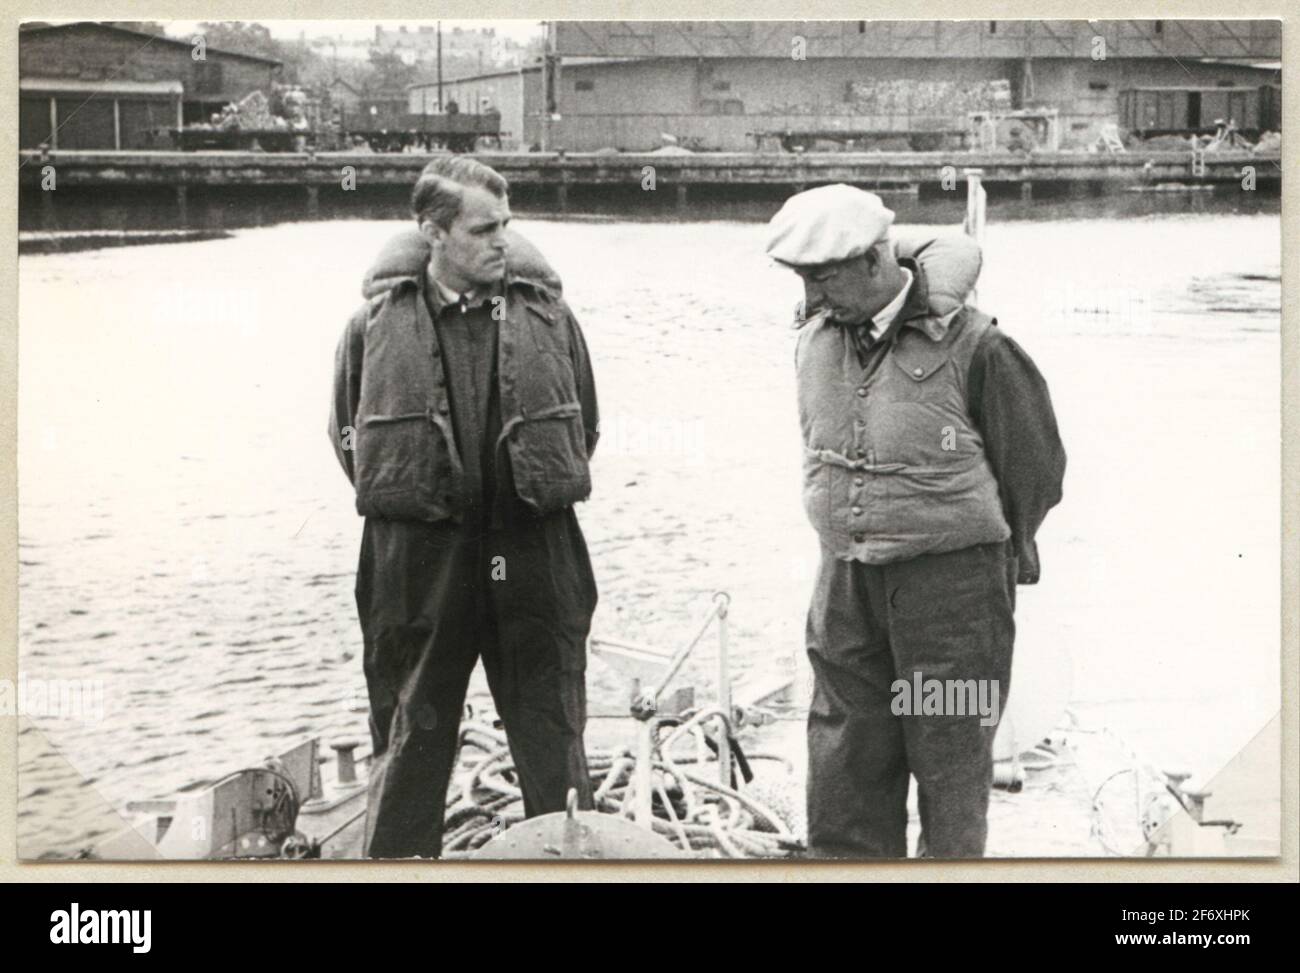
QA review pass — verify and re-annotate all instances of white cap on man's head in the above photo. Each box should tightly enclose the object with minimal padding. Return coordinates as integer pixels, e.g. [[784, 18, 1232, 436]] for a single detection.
[[765, 184, 895, 267]]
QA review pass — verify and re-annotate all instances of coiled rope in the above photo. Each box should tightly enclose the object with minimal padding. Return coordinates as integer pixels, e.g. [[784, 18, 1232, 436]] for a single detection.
[[440, 717, 805, 858]]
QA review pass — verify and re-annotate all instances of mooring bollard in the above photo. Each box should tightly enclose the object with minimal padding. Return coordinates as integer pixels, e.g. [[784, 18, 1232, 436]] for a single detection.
[[330, 740, 359, 785]]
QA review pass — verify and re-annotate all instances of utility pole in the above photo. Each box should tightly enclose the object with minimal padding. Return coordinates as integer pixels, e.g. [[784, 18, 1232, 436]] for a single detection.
[[540, 21, 555, 151], [436, 21, 443, 111]]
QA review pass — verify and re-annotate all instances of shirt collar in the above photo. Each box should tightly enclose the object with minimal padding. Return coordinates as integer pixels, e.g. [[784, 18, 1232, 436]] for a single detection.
[[792, 255, 959, 342], [425, 263, 499, 313], [895, 258, 959, 342], [870, 266, 914, 338]]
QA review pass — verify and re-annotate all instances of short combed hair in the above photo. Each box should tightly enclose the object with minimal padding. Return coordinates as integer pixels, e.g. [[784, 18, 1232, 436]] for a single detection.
[[411, 156, 509, 230]]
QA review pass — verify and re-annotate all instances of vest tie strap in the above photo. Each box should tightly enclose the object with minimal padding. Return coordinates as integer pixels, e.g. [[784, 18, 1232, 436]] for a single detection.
[[804, 445, 985, 477], [496, 400, 583, 453]]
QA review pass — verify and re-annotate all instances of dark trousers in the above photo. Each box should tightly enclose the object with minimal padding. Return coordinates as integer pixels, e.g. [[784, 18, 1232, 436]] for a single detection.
[[355, 507, 597, 859], [805, 540, 1016, 859]]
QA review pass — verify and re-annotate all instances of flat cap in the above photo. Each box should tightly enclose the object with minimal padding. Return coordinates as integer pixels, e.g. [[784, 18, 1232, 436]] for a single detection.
[[765, 184, 895, 267]]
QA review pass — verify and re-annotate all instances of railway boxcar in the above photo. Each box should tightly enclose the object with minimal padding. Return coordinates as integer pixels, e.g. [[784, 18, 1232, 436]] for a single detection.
[[1259, 83, 1282, 132], [1119, 85, 1269, 138]]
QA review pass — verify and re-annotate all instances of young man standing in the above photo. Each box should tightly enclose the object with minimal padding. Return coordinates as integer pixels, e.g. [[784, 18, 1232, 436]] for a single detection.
[[330, 157, 600, 858]]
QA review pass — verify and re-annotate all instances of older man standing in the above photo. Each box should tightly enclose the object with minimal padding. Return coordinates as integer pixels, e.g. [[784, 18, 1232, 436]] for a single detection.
[[767, 185, 1065, 859], [330, 157, 599, 858]]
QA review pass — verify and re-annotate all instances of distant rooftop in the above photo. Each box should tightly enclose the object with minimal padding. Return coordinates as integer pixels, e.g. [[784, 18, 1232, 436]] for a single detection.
[[20, 21, 284, 66]]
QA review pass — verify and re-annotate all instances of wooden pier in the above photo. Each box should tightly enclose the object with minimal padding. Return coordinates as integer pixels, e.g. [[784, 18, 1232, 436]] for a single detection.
[[19, 148, 1278, 222]]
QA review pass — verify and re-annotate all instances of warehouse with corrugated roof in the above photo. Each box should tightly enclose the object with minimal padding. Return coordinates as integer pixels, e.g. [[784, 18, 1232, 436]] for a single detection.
[[410, 20, 1281, 152]]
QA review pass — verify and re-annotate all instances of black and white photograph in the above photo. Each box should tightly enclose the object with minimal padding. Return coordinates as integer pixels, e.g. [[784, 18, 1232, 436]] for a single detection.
[[11, 15, 1284, 863]]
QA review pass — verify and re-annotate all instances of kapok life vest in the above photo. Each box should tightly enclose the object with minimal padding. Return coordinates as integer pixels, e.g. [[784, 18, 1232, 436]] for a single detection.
[[795, 242, 1010, 563]]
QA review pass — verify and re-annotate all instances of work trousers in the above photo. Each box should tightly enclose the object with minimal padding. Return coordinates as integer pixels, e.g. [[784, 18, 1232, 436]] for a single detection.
[[355, 507, 597, 859], [805, 540, 1016, 859]]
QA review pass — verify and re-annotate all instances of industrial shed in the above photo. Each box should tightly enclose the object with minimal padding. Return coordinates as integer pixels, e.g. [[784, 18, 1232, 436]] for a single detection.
[[419, 20, 1280, 152], [19, 21, 282, 149]]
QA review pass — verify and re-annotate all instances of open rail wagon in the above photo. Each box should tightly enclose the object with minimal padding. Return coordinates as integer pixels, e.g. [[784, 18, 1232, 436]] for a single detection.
[[749, 77, 1013, 152], [168, 111, 503, 154], [170, 128, 309, 152], [750, 124, 969, 153], [341, 109, 503, 153]]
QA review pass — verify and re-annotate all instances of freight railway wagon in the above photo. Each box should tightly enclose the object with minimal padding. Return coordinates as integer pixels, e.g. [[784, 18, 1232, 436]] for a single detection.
[[750, 78, 1014, 152], [1119, 85, 1281, 139], [166, 111, 503, 153], [170, 128, 309, 152], [339, 109, 503, 153]]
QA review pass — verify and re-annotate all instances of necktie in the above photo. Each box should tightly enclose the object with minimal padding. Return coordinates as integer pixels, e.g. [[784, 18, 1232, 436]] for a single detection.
[[841, 320, 875, 367]]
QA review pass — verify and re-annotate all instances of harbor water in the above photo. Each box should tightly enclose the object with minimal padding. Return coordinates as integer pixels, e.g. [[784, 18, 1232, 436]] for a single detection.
[[17, 195, 1280, 857]]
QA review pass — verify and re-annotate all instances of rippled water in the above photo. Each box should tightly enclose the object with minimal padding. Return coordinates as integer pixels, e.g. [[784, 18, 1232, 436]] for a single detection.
[[17, 208, 1280, 857]]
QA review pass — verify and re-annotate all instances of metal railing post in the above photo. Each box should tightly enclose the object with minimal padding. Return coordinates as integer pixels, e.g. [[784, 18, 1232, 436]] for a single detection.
[[963, 167, 987, 305], [634, 709, 654, 827], [715, 592, 732, 788]]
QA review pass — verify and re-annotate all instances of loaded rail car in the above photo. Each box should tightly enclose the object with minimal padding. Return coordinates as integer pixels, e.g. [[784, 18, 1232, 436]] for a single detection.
[[170, 128, 312, 152], [165, 111, 504, 154], [750, 126, 968, 153], [1119, 85, 1274, 138]]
